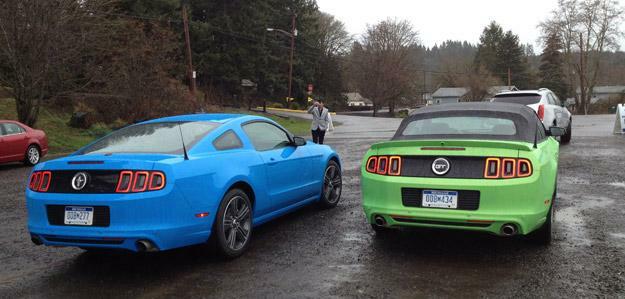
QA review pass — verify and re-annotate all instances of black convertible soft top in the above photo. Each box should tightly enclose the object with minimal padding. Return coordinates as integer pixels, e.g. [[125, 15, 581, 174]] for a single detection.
[[392, 102, 544, 143]]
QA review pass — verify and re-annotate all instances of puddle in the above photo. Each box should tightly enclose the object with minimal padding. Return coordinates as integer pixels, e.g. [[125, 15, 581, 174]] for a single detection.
[[557, 193, 615, 247], [608, 182, 625, 189]]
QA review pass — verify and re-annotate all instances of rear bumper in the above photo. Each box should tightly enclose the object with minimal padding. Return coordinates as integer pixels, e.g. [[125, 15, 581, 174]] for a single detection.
[[361, 173, 554, 235], [26, 188, 217, 252]]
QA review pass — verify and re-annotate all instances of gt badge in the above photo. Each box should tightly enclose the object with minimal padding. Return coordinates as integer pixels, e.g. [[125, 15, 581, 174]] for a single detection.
[[71, 172, 89, 190], [431, 158, 450, 176]]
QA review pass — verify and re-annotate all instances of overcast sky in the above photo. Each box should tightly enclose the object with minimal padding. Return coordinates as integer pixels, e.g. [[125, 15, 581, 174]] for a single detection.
[[316, 0, 625, 50]]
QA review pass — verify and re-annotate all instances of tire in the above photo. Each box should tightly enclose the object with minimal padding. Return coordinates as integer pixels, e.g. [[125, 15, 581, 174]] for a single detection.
[[528, 194, 554, 245], [213, 188, 253, 259], [24, 145, 41, 166], [561, 120, 572, 144], [318, 160, 342, 209]]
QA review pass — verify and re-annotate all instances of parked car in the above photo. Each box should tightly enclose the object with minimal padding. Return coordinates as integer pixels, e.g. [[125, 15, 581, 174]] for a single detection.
[[0, 120, 48, 165], [361, 102, 564, 244], [26, 114, 342, 258], [491, 88, 572, 143]]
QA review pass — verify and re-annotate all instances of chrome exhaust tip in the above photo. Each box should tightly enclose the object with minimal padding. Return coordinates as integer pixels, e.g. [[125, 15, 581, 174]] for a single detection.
[[136, 240, 158, 252], [31, 235, 43, 246], [374, 215, 386, 226], [501, 223, 518, 236]]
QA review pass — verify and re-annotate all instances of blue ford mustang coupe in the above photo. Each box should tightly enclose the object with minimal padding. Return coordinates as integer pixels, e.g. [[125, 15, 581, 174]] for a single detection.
[[26, 114, 342, 258]]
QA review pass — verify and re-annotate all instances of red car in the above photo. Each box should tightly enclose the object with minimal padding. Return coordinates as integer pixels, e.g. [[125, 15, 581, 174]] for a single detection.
[[0, 120, 48, 165]]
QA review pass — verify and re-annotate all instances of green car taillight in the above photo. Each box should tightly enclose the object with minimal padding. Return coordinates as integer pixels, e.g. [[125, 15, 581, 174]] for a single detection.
[[484, 158, 532, 179], [366, 156, 402, 176]]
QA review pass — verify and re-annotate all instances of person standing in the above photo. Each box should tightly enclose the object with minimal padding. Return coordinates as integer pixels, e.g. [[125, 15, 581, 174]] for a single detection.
[[307, 100, 333, 144]]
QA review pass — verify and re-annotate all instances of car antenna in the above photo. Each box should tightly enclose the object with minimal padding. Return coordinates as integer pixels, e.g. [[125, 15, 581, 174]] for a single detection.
[[533, 127, 538, 149], [177, 122, 189, 160]]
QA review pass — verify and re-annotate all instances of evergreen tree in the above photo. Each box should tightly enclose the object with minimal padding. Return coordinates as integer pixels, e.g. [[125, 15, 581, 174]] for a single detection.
[[539, 32, 569, 98], [474, 22, 534, 89]]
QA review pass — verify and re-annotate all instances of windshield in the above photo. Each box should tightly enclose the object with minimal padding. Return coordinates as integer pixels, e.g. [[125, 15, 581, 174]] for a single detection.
[[492, 94, 541, 105], [79, 121, 219, 155], [401, 116, 517, 136]]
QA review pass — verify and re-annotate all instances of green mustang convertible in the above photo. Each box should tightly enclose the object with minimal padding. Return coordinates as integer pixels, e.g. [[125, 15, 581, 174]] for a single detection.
[[361, 102, 565, 244]]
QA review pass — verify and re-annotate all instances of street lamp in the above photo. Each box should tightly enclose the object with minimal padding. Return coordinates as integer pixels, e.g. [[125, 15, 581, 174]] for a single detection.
[[266, 14, 297, 103]]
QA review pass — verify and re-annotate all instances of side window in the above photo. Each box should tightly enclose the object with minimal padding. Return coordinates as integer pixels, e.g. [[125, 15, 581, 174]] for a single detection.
[[213, 130, 243, 151], [551, 93, 561, 106], [242, 122, 291, 151], [3, 123, 24, 135], [0, 123, 6, 136]]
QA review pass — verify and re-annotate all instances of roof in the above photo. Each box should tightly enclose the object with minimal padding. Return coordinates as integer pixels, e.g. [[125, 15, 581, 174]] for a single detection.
[[575, 86, 625, 94], [395, 102, 541, 143], [432, 87, 469, 98], [343, 92, 373, 104], [142, 113, 249, 124]]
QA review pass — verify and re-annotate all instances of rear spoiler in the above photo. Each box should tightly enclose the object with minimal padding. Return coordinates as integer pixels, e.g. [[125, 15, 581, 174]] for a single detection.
[[370, 139, 534, 152]]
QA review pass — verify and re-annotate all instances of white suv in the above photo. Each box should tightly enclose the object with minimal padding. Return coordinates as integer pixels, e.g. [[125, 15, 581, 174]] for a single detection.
[[491, 88, 572, 143]]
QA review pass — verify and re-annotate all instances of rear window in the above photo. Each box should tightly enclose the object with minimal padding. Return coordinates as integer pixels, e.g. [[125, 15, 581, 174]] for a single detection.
[[492, 93, 541, 105], [79, 121, 219, 155], [401, 116, 517, 136]]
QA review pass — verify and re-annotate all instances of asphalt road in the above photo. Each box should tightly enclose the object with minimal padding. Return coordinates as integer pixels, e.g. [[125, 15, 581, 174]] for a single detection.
[[1, 114, 624, 298]]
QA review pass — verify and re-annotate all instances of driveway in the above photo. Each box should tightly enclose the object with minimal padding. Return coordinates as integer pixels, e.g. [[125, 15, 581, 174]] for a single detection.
[[0, 113, 624, 298]]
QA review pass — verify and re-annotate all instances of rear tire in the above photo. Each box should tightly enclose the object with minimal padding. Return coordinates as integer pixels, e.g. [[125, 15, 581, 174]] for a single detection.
[[561, 120, 572, 144], [24, 145, 40, 166], [213, 188, 253, 259], [528, 195, 554, 245], [318, 160, 342, 209]]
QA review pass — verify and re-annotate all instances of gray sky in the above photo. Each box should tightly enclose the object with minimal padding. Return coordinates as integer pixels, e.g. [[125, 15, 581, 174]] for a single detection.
[[317, 0, 625, 50]]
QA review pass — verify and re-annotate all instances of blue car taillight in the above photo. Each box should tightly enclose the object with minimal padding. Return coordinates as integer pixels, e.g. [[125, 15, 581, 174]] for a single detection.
[[115, 170, 166, 193], [29, 171, 52, 192]]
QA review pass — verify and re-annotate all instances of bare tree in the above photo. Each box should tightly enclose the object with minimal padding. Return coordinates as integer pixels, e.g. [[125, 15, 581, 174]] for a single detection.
[[540, 0, 625, 114], [315, 12, 352, 57], [348, 19, 420, 116], [0, 0, 114, 126]]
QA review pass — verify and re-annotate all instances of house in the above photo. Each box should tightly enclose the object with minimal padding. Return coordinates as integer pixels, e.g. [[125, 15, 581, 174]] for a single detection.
[[343, 92, 373, 107], [576, 86, 625, 103], [430, 87, 469, 105]]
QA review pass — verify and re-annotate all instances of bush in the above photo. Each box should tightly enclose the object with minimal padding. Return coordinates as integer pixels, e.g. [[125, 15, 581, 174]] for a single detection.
[[288, 102, 302, 110], [588, 97, 625, 114], [396, 109, 409, 118], [268, 102, 284, 108]]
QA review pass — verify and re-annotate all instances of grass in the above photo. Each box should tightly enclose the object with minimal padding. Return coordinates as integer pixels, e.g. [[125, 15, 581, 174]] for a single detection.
[[0, 98, 312, 155]]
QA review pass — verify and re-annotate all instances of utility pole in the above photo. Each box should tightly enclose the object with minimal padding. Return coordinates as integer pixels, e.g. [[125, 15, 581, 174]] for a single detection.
[[507, 68, 511, 87], [182, 3, 196, 97], [287, 13, 297, 102]]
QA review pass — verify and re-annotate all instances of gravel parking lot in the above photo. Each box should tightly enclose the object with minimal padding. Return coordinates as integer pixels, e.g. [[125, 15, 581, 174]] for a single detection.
[[1, 113, 624, 298]]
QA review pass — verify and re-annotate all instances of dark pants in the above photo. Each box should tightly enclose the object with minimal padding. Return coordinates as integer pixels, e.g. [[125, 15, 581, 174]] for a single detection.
[[312, 128, 326, 144]]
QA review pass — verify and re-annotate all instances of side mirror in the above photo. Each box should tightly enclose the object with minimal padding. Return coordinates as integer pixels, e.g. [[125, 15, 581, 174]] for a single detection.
[[548, 126, 566, 137], [292, 136, 307, 146]]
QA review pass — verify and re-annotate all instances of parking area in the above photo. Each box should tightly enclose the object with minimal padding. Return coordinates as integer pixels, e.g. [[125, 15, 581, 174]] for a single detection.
[[0, 114, 624, 297]]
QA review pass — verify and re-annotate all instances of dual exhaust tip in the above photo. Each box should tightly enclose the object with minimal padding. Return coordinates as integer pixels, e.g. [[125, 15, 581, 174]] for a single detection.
[[136, 240, 159, 252], [500, 223, 518, 236], [374, 215, 387, 226]]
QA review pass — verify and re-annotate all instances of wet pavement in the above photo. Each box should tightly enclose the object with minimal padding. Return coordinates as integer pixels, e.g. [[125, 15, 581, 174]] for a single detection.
[[1, 114, 624, 298]]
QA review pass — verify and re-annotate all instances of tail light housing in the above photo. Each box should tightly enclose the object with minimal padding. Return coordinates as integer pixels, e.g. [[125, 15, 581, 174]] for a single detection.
[[28, 171, 52, 192], [116, 170, 166, 193], [483, 158, 533, 179], [537, 104, 545, 121], [366, 155, 402, 176]]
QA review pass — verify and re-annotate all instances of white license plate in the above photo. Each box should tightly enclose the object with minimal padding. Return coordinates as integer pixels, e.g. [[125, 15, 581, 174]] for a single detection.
[[422, 190, 458, 209], [64, 206, 94, 225]]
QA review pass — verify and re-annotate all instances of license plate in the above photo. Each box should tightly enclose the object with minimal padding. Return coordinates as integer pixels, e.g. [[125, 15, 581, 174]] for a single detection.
[[64, 206, 94, 225], [422, 190, 458, 209]]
